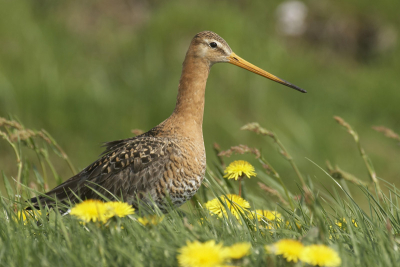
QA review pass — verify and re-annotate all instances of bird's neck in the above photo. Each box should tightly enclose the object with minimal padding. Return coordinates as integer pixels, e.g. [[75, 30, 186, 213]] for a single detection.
[[164, 55, 210, 139]]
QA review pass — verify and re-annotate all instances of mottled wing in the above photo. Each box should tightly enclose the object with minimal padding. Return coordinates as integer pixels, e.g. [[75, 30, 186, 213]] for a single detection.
[[30, 136, 173, 209]]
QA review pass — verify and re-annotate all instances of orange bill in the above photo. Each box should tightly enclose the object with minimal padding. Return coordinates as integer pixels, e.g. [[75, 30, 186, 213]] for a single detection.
[[228, 52, 306, 93]]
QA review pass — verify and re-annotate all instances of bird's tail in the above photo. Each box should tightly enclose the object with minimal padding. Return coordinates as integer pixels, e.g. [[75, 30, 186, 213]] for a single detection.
[[27, 175, 82, 210]]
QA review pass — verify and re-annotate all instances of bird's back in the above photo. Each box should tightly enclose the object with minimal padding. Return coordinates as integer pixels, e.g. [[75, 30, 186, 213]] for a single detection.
[[30, 127, 206, 212]]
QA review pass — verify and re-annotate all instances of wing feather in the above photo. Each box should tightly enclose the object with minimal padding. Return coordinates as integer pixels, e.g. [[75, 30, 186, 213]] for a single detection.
[[30, 135, 174, 209]]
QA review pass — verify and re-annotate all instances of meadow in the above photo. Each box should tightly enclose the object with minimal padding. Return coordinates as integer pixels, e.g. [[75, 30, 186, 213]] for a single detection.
[[1, 116, 400, 266], [0, 0, 400, 266], [0, 0, 399, 191]]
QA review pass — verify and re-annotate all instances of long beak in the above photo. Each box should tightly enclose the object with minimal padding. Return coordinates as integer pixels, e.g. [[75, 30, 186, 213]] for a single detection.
[[228, 52, 306, 93]]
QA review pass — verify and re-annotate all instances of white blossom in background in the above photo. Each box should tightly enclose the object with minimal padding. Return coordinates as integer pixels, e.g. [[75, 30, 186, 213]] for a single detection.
[[276, 1, 308, 36]]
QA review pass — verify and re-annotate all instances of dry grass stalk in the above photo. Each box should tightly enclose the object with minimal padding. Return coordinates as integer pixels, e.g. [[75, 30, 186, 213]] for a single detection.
[[326, 161, 368, 187], [241, 122, 274, 137], [258, 182, 289, 206], [131, 129, 144, 136], [218, 144, 261, 159], [1, 116, 77, 189], [333, 116, 382, 197], [372, 126, 400, 142], [241, 122, 306, 189], [0, 117, 23, 130]]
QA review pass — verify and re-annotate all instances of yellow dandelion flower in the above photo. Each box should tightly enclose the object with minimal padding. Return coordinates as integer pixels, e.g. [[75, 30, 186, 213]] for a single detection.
[[300, 244, 341, 267], [252, 210, 282, 222], [335, 221, 343, 228], [205, 194, 250, 220], [267, 239, 304, 263], [177, 240, 228, 267], [104, 202, 135, 218], [198, 217, 209, 225], [70, 199, 109, 223], [336, 218, 358, 229], [16, 210, 41, 225], [137, 215, 164, 226], [285, 220, 302, 230], [224, 242, 251, 259], [223, 160, 256, 180]]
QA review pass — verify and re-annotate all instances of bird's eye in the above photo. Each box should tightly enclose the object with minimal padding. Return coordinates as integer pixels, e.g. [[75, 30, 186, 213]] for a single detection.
[[209, 42, 217, 48]]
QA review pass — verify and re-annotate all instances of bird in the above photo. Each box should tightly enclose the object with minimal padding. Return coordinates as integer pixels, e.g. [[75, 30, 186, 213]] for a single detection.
[[29, 31, 305, 212]]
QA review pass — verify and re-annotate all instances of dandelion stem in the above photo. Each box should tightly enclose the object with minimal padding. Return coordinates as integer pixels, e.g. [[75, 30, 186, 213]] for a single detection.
[[238, 179, 242, 197]]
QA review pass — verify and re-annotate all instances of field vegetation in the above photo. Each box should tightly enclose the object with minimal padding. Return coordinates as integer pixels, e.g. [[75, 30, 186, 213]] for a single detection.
[[0, 0, 399, 266], [1, 116, 400, 266]]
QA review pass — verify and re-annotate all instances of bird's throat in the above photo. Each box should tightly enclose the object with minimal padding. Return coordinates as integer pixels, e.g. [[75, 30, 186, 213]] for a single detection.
[[166, 55, 210, 139]]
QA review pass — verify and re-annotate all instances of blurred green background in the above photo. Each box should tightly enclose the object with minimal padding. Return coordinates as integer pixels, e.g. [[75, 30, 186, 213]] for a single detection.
[[0, 0, 399, 192]]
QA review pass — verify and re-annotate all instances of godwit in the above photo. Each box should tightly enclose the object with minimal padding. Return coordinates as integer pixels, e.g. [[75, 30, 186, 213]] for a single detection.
[[30, 31, 305, 212]]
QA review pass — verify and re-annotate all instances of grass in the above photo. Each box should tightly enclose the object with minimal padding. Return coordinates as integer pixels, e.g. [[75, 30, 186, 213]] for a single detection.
[[0, 0, 399, 191], [1, 1, 400, 266], [1, 116, 400, 266]]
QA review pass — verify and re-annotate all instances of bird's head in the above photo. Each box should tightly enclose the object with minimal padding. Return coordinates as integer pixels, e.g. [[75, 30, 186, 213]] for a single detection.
[[189, 31, 233, 65], [188, 31, 306, 93]]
